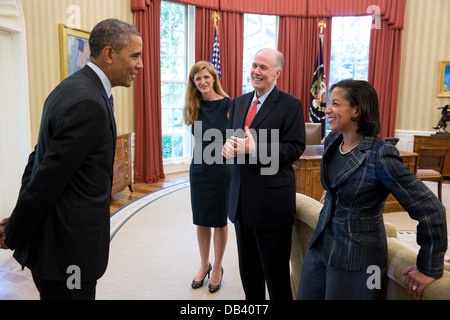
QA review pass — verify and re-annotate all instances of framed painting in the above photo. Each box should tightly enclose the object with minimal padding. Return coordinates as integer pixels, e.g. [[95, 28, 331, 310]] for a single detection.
[[438, 60, 450, 98], [59, 24, 91, 80]]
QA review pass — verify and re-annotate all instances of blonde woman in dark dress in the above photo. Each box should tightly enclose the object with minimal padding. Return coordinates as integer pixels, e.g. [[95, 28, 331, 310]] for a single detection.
[[184, 61, 232, 293]]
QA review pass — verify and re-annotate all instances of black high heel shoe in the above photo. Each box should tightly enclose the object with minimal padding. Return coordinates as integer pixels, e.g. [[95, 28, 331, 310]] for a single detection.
[[191, 263, 212, 289], [208, 267, 224, 293]]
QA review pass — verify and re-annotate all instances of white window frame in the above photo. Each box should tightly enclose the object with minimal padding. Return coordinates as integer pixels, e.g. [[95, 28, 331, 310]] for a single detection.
[[161, 3, 195, 173]]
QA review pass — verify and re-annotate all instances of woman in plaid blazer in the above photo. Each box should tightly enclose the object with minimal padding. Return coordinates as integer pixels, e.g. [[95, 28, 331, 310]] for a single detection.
[[297, 80, 447, 300]]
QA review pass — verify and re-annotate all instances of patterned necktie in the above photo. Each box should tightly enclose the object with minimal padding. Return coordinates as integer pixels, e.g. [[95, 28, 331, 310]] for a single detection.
[[109, 94, 115, 113], [244, 99, 259, 129]]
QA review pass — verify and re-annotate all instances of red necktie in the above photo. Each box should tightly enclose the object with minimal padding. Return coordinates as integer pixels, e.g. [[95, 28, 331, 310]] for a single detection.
[[244, 99, 259, 129]]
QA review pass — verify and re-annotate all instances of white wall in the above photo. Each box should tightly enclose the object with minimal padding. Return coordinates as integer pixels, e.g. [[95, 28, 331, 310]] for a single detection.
[[0, 0, 31, 219]]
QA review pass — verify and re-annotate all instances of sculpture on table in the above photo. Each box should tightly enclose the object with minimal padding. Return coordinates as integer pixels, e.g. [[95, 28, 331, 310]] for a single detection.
[[434, 104, 450, 134]]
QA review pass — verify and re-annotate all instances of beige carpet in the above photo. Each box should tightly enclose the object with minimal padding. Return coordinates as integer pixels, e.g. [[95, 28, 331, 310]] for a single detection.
[[97, 181, 450, 300], [97, 183, 245, 300], [1, 181, 449, 300]]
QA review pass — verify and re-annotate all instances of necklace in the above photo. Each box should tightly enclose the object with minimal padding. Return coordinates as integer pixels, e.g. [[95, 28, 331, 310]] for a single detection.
[[339, 139, 360, 155]]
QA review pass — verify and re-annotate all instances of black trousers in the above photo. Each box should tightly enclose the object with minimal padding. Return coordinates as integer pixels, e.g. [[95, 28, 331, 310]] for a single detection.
[[234, 219, 293, 300], [32, 274, 97, 300], [297, 244, 386, 300]]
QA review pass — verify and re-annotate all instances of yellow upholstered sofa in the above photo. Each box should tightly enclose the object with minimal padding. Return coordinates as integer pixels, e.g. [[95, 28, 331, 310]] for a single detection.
[[290, 193, 450, 300]]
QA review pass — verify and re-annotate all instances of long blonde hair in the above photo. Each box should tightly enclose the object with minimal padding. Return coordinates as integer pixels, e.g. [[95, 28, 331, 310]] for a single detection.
[[183, 61, 229, 125]]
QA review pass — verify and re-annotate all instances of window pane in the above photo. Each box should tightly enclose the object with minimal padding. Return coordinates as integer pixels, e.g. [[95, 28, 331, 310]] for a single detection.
[[356, 43, 370, 62], [170, 7, 185, 31], [160, 2, 192, 161], [358, 16, 373, 39], [330, 40, 342, 64], [331, 17, 344, 40], [329, 63, 342, 84], [161, 57, 186, 81], [329, 16, 371, 85], [327, 16, 371, 133], [161, 83, 173, 109], [162, 135, 173, 159], [172, 135, 184, 158], [161, 83, 187, 109], [355, 63, 369, 80], [342, 17, 359, 41], [169, 31, 185, 56], [341, 42, 358, 62], [243, 14, 277, 90], [173, 109, 184, 128], [161, 109, 174, 131], [160, 29, 170, 55]]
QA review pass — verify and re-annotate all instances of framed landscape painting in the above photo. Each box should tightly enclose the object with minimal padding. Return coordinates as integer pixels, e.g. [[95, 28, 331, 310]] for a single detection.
[[438, 60, 450, 97], [59, 24, 91, 80]]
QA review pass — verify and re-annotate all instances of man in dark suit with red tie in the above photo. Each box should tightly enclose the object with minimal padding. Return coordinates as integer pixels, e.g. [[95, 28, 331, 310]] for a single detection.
[[0, 19, 143, 300], [223, 48, 306, 299]]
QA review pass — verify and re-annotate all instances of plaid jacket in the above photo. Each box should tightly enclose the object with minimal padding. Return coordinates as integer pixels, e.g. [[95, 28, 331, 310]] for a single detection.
[[309, 131, 447, 278]]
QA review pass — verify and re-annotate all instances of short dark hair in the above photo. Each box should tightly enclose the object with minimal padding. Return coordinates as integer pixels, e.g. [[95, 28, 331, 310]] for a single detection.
[[330, 79, 381, 136], [89, 19, 141, 58]]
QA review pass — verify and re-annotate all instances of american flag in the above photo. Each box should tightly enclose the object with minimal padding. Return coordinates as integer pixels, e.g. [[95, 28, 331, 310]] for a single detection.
[[211, 21, 221, 80], [309, 33, 327, 139]]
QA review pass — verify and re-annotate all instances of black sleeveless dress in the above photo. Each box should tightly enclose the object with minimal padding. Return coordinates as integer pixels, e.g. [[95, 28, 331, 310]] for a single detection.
[[189, 98, 232, 227]]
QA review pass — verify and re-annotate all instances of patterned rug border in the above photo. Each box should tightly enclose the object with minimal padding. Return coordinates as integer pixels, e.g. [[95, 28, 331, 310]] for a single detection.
[[109, 182, 190, 241], [109, 186, 450, 264]]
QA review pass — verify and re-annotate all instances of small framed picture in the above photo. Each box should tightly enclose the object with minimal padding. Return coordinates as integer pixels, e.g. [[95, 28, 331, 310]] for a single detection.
[[59, 24, 91, 80], [438, 60, 450, 98]]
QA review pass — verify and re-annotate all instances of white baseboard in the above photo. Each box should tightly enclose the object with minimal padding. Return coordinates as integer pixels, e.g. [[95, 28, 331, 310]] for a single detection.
[[164, 162, 190, 174], [394, 129, 434, 152]]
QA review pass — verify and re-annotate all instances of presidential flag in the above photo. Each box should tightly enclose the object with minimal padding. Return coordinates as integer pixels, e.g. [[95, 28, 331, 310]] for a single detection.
[[211, 14, 221, 80], [309, 33, 327, 139]]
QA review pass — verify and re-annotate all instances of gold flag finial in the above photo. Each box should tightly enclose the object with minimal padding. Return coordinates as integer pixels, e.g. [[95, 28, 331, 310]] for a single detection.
[[212, 11, 220, 27], [318, 20, 327, 34]]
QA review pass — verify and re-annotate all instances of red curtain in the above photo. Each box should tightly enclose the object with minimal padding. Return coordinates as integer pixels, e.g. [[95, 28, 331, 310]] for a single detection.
[[194, 8, 213, 63], [132, 0, 165, 183], [168, 0, 219, 9], [277, 17, 332, 122], [195, 8, 244, 99], [307, 0, 389, 17], [131, 0, 405, 169], [369, 19, 404, 138], [219, 0, 307, 17], [369, 0, 406, 138]]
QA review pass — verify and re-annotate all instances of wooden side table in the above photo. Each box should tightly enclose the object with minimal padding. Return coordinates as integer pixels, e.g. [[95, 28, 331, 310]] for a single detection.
[[294, 145, 324, 202], [112, 133, 133, 195]]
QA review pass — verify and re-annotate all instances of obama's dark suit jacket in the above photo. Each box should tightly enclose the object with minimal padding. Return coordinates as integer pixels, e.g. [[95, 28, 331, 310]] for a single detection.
[[5, 65, 116, 282]]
